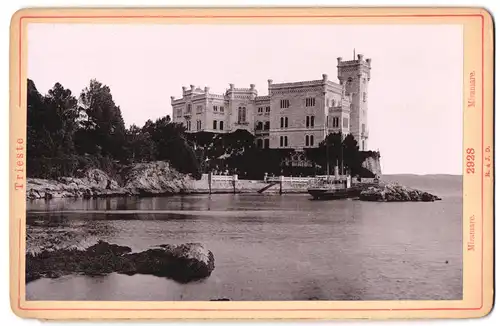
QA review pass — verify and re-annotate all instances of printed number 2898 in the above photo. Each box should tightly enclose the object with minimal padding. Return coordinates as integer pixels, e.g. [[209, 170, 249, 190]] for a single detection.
[[466, 148, 475, 174]]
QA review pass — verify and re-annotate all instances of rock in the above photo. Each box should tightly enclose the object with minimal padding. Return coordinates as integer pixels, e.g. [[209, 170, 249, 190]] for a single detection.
[[359, 183, 441, 202], [85, 240, 132, 257], [125, 243, 215, 283], [26, 241, 215, 284], [26, 161, 195, 200], [122, 161, 193, 196]]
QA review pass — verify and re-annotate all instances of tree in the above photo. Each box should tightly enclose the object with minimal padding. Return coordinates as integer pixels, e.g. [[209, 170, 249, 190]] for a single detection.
[[305, 132, 342, 173], [305, 132, 365, 177], [142, 116, 201, 179], [27, 79, 49, 159], [342, 134, 363, 176], [76, 79, 127, 160], [44, 82, 80, 156], [27, 80, 79, 158], [125, 124, 155, 162]]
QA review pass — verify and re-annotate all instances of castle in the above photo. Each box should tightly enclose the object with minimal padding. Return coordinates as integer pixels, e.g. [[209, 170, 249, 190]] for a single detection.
[[171, 54, 371, 151]]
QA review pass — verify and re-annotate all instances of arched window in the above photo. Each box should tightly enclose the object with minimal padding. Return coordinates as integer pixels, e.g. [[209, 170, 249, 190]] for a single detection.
[[238, 107, 247, 123], [305, 135, 309, 146], [264, 121, 270, 130], [257, 139, 263, 148], [220, 121, 224, 130], [285, 117, 289, 128], [213, 120, 217, 129], [256, 121, 263, 130], [280, 117, 284, 128], [280, 136, 283, 147], [284, 136, 288, 147], [310, 135, 314, 146]]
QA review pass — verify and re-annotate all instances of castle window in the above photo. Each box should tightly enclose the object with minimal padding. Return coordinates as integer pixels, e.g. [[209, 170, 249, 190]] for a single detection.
[[306, 116, 310, 128], [186, 120, 191, 131], [264, 121, 270, 130], [213, 105, 218, 112], [363, 92, 367, 102], [285, 117, 289, 128], [176, 108, 182, 118], [213, 120, 217, 130], [257, 139, 263, 148], [343, 117, 349, 128], [238, 107, 247, 123], [186, 104, 192, 113], [220, 121, 224, 130], [196, 105, 203, 113], [305, 135, 309, 146], [196, 120, 201, 131], [264, 138, 270, 149], [258, 107, 263, 113], [280, 136, 289, 147], [256, 121, 263, 130], [306, 97, 316, 107], [310, 135, 314, 146], [265, 106, 270, 113], [310, 116, 315, 128], [220, 106, 225, 113], [332, 117, 339, 128], [280, 117, 284, 128], [280, 99, 290, 109]]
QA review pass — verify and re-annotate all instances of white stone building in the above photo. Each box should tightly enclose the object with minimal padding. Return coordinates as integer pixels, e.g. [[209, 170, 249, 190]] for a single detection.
[[171, 54, 371, 151]]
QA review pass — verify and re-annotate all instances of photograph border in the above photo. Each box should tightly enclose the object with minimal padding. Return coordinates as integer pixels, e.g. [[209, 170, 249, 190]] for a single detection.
[[9, 6, 494, 320]]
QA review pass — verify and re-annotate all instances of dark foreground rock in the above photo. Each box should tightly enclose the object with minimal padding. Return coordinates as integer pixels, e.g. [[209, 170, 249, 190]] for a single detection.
[[26, 240, 215, 284], [359, 183, 441, 202]]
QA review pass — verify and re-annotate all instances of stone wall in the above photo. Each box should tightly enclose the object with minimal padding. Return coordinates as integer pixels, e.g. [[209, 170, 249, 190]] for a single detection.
[[361, 155, 382, 176]]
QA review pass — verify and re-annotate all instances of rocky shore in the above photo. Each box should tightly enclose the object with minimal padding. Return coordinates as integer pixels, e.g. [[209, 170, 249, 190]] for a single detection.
[[26, 161, 193, 200], [26, 240, 215, 284], [359, 183, 441, 202], [26, 162, 442, 201]]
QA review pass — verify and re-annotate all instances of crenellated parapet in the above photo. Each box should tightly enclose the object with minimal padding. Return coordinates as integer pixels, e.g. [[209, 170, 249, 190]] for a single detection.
[[337, 54, 372, 83]]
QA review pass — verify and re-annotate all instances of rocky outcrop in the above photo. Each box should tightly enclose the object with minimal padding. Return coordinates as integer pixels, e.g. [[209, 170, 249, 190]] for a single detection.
[[361, 154, 382, 177], [359, 183, 441, 202], [26, 240, 215, 284], [123, 243, 215, 283], [26, 168, 128, 200], [122, 161, 193, 196], [26, 162, 195, 200]]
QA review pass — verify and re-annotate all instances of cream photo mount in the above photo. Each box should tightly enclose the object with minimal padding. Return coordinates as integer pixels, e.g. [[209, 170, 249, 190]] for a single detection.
[[9, 6, 494, 320]]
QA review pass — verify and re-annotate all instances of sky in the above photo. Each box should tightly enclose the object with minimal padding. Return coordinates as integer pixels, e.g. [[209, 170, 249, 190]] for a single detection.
[[27, 23, 463, 175]]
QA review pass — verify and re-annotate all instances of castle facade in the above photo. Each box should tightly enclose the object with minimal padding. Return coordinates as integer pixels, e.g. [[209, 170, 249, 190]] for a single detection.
[[171, 54, 371, 151]]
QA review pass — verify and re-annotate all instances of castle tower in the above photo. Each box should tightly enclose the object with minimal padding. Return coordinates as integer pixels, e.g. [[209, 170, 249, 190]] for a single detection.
[[337, 54, 371, 151]]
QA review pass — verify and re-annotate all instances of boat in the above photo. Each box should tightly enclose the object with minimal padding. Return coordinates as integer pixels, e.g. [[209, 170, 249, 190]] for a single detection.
[[307, 134, 353, 200], [307, 174, 352, 200]]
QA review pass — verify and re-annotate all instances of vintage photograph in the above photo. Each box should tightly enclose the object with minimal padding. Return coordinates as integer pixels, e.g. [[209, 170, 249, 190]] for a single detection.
[[24, 22, 463, 301]]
